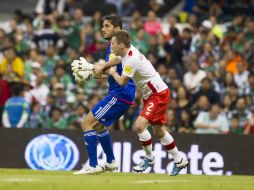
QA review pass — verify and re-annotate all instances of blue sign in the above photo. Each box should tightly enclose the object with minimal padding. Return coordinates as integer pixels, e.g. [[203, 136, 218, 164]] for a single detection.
[[25, 134, 79, 170]]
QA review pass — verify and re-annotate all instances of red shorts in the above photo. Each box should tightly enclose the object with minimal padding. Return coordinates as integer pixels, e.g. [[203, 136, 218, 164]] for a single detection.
[[140, 89, 170, 125]]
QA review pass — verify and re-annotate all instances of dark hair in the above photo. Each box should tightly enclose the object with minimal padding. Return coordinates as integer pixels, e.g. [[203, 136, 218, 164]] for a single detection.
[[50, 107, 62, 117], [44, 19, 51, 28], [112, 30, 131, 48], [201, 77, 212, 84], [104, 15, 122, 29], [183, 27, 191, 33], [170, 27, 179, 38], [11, 83, 24, 96]]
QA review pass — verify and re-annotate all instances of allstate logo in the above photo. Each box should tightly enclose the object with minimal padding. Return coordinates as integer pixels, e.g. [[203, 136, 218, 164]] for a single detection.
[[25, 134, 79, 170]]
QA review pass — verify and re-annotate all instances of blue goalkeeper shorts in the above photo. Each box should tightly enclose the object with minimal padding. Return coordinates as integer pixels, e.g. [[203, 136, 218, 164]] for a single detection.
[[91, 94, 131, 127]]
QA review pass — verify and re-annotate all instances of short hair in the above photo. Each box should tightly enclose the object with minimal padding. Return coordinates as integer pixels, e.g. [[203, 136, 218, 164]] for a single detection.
[[104, 15, 122, 29], [112, 30, 131, 48], [11, 83, 24, 96]]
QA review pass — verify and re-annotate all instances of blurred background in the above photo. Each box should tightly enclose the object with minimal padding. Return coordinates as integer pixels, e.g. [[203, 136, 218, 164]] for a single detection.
[[0, 0, 254, 136]]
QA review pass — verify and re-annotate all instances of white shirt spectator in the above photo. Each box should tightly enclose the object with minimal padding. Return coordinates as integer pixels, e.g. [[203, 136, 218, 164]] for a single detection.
[[194, 111, 229, 134], [184, 69, 206, 92], [234, 70, 249, 94], [25, 83, 49, 106]]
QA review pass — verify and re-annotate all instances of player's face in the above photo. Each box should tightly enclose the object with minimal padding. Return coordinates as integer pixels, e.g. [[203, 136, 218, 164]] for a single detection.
[[102, 20, 118, 40], [111, 36, 122, 56]]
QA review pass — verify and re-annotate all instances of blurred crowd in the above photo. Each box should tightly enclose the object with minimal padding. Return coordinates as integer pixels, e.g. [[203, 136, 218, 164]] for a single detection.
[[0, 0, 254, 135]]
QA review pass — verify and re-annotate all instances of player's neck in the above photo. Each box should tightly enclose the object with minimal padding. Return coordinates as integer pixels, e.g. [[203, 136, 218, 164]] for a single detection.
[[121, 47, 131, 58]]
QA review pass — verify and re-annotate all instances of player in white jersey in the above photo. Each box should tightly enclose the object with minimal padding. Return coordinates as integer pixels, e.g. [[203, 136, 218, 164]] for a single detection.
[[94, 30, 188, 175]]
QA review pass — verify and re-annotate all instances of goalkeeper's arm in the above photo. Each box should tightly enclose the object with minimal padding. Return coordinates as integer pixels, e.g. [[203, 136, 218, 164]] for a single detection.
[[94, 73, 109, 79], [93, 56, 121, 76], [93, 60, 110, 79]]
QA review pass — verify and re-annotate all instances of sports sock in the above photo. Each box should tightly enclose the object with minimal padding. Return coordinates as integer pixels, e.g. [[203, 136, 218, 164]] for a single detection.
[[138, 129, 153, 160], [97, 129, 115, 163], [159, 131, 182, 163], [83, 130, 98, 167]]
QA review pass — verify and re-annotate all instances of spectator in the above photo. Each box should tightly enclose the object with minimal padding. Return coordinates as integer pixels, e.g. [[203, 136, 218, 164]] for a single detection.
[[156, 64, 168, 83], [181, 27, 192, 55], [228, 97, 252, 128], [119, 104, 139, 131], [193, 77, 220, 105], [33, 19, 59, 54], [246, 74, 254, 101], [177, 110, 194, 133], [29, 102, 44, 128], [222, 94, 233, 117], [143, 10, 162, 36], [53, 83, 68, 111], [13, 30, 30, 57], [41, 93, 56, 122], [234, 62, 249, 95], [183, 61, 206, 93], [243, 107, 254, 135], [167, 109, 177, 132], [224, 49, 247, 74], [0, 48, 24, 78], [0, 74, 12, 126], [120, 0, 136, 17], [175, 85, 191, 121], [244, 41, 254, 71], [66, 8, 86, 52], [43, 45, 60, 81], [24, 49, 41, 84], [163, 27, 184, 76], [132, 28, 149, 55], [2, 83, 30, 128], [229, 117, 243, 135], [191, 95, 210, 119], [52, 65, 73, 91], [194, 104, 229, 134], [29, 61, 41, 87], [46, 107, 68, 129], [35, 0, 66, 15], [129, 10, 143, 38], [90, 11, 102, 32], [232, 31, 245, 54], [25, 71, 49, 106], [219, 72, 236, 96], [148, 0, 166, 17]]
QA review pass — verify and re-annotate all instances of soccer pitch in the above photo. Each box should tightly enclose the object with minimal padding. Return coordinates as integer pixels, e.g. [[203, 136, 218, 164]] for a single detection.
[[0, 169, 253, 190]]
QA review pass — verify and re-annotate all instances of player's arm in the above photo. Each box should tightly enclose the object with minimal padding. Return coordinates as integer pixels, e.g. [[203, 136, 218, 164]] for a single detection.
[[93, 56, 122, 76], [93, 59, 110, 78], [109, 67, 130, 86], [94, 67, 112, 79], [109, 59, 135, 86], [94, 74, 109, 79]]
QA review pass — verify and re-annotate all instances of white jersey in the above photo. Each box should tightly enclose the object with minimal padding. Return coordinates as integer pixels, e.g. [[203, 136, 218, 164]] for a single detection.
[[120, 45, 168, 99]]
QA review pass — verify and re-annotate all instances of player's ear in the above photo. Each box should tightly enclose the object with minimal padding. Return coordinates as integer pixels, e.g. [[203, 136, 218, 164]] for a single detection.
[[114, 26, 121, 31], [120, 43, 124, 49]]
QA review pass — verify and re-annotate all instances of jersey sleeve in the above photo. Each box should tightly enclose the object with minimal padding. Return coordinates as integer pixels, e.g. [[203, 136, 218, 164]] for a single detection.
[[122, 58, 137, 78]]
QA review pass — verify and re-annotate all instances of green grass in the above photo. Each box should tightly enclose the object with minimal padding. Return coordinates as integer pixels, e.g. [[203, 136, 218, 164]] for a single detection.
[[0, 169, 253, 190]]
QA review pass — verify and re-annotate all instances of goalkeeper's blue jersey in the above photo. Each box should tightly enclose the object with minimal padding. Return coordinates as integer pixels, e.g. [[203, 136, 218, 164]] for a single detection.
[[105, 45, 136, 104]]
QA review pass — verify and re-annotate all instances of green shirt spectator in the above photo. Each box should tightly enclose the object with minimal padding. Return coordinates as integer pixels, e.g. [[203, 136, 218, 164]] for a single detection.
[[46, 107, 68, 129]]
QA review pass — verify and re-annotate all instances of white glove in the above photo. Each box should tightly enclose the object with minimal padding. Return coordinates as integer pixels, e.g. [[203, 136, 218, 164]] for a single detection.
[[73, 70, 94, 82], [71, 57, 94, 72]]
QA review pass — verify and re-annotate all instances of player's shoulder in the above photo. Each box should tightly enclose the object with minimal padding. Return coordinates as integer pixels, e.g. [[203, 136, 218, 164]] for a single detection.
[[125, 45, 142, 61]]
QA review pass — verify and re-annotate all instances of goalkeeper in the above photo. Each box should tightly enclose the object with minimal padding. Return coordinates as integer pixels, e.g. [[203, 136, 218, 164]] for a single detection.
[[72, 15, 136, 175]]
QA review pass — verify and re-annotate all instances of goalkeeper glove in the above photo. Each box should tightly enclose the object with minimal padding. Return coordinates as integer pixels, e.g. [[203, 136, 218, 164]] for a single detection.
[[71, 57, 94, 72]]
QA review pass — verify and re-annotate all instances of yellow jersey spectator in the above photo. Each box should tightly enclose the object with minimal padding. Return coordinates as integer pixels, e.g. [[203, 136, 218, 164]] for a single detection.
[[0, 48, 24, 77]]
